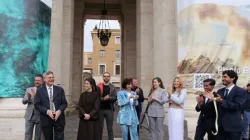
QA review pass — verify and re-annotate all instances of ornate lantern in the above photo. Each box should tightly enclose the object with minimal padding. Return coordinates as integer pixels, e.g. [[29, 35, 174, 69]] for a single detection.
[[97, 0, 111, 47]]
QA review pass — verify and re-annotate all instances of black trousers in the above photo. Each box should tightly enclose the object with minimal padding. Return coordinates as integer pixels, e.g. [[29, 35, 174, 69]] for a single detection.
[[194, 125, 216, 140], [216, 126, 241, 140], [100, 109, 114, 140], [42, 120, 65, 140]]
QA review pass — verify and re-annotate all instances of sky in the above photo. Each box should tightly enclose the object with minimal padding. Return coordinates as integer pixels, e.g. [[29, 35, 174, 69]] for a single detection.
[[40, 0, 52, 8], [178, 0, 250, 12], [84, 20, 120, 52]]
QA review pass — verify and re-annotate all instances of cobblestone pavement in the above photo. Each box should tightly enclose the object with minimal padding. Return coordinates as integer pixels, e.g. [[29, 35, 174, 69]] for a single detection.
[[65, 108, 168, 140], [0, 95, 198, 140]]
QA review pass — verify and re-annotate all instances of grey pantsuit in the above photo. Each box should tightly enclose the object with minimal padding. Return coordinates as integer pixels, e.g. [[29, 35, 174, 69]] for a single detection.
[[148, 117, 165, 140], [25, 116, 42, 140], [22, 87, 42, 140], [148, 88, 167, 140]]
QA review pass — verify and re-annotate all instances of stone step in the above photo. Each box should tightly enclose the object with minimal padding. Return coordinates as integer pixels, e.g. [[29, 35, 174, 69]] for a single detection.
[[0, 98, 25, 118]]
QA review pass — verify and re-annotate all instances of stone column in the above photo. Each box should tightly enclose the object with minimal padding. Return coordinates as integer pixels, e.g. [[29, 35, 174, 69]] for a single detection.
[[120, 17, 125, 81], [136, 0, 153, 95], [71, 0, 84, 105], [48, 0, 74, 109], [153, 0, 177, 87], [121, 0, 137, 80]]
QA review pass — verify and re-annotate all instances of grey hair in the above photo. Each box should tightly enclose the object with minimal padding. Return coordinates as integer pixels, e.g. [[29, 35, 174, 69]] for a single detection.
[[42, 73, 47, 78], [43, 71, 54, 78]]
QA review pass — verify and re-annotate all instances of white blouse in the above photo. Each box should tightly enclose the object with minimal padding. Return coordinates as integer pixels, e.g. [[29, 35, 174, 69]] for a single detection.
[[168, 89, 187, 108], [126, 92, 134, 110]]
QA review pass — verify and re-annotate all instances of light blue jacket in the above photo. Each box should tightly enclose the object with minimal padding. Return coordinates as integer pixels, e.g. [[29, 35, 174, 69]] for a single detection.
[[117, 90, 139, 125]]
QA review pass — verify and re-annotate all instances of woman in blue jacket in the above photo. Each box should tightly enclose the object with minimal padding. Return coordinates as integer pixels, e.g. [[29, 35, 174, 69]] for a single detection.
[[117, 78, 139, 140]]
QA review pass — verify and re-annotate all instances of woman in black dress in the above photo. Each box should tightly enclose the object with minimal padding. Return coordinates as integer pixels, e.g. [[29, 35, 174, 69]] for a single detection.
[[77, 77, 101, 140]]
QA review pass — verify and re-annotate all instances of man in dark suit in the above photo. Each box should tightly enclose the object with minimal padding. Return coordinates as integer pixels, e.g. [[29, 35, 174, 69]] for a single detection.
[[194, 78, 217, 140], [128, 77, 144, 140], [242, 83, 250, 140], [34, 71, 68, 140], [206, 70, 247, 140]]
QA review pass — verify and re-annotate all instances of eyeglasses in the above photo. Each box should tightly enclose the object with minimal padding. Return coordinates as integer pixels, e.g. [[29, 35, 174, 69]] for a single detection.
[[47, 77, 54, 79], [103, 76, 110, 78]]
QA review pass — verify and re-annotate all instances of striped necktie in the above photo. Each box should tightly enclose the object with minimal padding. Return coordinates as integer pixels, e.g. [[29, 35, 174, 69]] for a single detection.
[[49, 87, 55, 111]]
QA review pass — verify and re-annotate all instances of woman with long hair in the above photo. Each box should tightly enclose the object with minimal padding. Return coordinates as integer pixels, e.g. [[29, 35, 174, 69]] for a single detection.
[[117, 78, 139, 140], [167, 77, 187, 140], [147, 77, 168, 140], [77, 77, 101, 140]]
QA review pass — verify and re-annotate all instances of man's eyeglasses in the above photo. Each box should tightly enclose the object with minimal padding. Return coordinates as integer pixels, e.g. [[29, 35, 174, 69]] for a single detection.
[[47, 77, 54, 79], [103, 76, 110, 78]]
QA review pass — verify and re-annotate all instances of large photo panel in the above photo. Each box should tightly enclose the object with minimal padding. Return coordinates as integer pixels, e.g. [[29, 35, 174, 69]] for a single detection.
[[0, 0, 52, 97], [177, 0, 250, 92]]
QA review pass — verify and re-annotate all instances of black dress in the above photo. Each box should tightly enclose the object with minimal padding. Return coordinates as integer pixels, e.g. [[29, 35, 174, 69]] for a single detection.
[[77, 91, 101, 140]]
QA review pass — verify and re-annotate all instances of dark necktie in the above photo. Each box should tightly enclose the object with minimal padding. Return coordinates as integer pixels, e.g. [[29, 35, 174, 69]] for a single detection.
[[205, 98, 209, 104], [224, 89, 229, 100]]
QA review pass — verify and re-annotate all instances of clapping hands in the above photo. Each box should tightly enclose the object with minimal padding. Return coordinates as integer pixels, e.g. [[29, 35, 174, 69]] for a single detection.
[[30, 89, 35, 96], [196, 96, 204, 105], [203, 91, 214, 100], [135, 88, 140, 94], [167, 88, 172, 98], [27, 89, 36, 99], [104, 95, 110, 100], [134, 95, 139, 100], [151, 96, 157, 101], [215, 95, 223, 103]]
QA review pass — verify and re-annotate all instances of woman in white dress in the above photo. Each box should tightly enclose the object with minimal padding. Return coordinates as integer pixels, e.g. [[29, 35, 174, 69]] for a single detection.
[[167, 77, 187, 140]]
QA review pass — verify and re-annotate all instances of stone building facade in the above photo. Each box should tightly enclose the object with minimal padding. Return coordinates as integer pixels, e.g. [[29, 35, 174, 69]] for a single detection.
[[0, 0, 177, 117], [84, 28, 121, 89]]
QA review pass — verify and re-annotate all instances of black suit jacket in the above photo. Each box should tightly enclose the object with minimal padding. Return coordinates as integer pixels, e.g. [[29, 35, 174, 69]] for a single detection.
[[131, 87, 144, 114], [217, 85, 247, 132], [34, 85, 68, 127], [195, 92, 218, 130]]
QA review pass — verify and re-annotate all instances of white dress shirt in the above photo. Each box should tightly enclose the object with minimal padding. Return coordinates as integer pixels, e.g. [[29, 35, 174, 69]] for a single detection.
[[225, 84, 235, 96]]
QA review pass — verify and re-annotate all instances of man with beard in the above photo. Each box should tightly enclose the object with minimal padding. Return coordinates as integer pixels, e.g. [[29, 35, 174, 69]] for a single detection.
[[194, 78, 217, 140], [128, 77, 144, 140], [242, 83, 250, 140], [97, 72, 117, 140], [206, 70, 247, 140], [34, 71, 68, 140], [23, 74, 44, 140]]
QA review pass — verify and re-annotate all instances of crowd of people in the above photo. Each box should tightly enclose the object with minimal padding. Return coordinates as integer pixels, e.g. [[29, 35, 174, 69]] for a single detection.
[[22, 70, 250, 140]]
